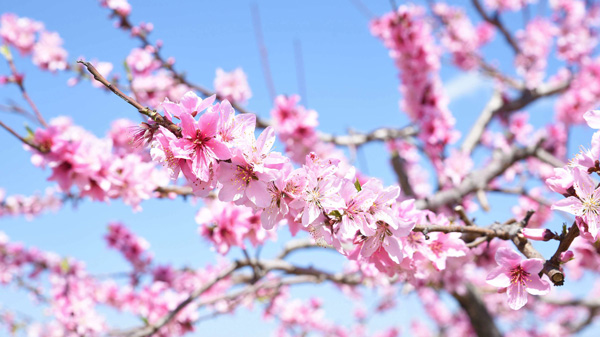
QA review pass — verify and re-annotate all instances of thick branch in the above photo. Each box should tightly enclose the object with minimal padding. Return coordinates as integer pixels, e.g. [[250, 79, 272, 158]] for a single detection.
[[318, 125, 417, 146], [391, 152, 416, 198], [461, 81, 570, 154], [452, 283, 502, 337], [416, 143, 550, 211]]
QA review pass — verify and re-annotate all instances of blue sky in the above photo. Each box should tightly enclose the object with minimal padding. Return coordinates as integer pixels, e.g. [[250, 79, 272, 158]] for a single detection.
[[0, 0, 597, 336]]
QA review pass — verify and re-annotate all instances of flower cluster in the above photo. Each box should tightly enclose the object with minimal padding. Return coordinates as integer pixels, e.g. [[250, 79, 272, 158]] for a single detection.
[[105, 222, 153, 277], [214, 68, 252, 104], [150, 91, 424, 275], [196, 200, 275, 255], [0, 187, 62, 220], [371, 5, 457, 160], [27, 117, 168, 210], [125, 46, 189, 107], [0, 13, 68, 71], [270, 94, 347, 166], [515, 19, 556, 89], [433, 3, 494, 71]]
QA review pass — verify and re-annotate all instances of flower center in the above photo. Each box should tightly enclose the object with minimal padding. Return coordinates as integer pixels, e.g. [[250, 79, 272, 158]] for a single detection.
[[509, 264, 531, 286]]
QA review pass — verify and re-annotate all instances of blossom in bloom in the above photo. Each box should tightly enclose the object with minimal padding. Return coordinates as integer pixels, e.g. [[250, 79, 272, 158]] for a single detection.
[[126, 47, 160, 76], [0, 13, 43, 55], [552, 168, 600, 240], [32, 31, 68, 72], [218, 127, 286, 208], [173, 108, 231, 182], [486, 247, 550, 310], [214, 68, 252, 104]]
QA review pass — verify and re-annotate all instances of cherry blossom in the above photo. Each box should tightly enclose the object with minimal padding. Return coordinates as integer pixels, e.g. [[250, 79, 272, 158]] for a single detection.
[[486, 248, 550, 310]]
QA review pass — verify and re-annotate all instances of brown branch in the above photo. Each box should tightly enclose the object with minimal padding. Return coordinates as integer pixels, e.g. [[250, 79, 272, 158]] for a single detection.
[[77, 60, 183, 137], [119, 262, 241, 337], [541, 223, 579, 286], [391, 152, 416, 198], [416, 142, 548, 211], [452, 283, 502, 337], [454, 205, 475, 227], [461, 81, 570, 154], [276, 238, 332, 260], [413, 222, 517, 239], [0, 120, 45, 153], [319, 125, 417, 146], [154, 185, 193, 197], [471, 0, 521, 54], [2, 45, 47, 127]]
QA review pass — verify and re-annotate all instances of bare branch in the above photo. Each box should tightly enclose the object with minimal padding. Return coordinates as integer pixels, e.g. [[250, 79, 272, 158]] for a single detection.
[[453, 283, 502, 337], [77, 60, 183, 137], [0, 120, 45, 153], [319, 125, 417, 146], [416, 142, 551, 211], [471, 0, 521, 54]]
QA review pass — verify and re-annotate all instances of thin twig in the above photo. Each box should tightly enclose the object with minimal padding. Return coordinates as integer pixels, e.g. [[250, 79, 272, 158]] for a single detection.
[[77, 60, 182, 137], [251, 3, 277, 102]]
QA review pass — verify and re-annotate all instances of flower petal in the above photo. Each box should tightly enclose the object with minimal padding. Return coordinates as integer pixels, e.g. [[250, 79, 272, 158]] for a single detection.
[[507, 283, 528, 310]]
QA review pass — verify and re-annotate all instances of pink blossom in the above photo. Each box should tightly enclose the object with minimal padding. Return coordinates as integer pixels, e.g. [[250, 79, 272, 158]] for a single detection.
[[0, 13, 43, 55], [172, 108, 231, 182], [32, 31, 68, 72], [485, 0, 534, 12], [218, 127, 286, 208], [196, 200, 251, 254], [214, 68, 252, 104], [126, 47, 160, 76], [515, 19, 556, 89], [100, 0, 132, 16], [105, 222, 152, 278], [552, 168, 600, 239], [486, 247, 550, 310]]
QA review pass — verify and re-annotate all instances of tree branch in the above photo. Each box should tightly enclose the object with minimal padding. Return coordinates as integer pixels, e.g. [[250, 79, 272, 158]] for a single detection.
[[77, 60, 183, 137]]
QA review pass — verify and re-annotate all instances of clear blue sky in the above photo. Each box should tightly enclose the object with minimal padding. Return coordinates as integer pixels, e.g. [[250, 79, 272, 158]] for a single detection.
[[0, 0, 597, 335]]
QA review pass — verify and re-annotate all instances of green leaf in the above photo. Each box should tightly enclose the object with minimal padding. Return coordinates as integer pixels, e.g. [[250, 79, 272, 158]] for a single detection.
[[354, 178, 362, 192], [328, 210, 342, 220], [60, 258, 70, 273], [0, 45, 12, 61]]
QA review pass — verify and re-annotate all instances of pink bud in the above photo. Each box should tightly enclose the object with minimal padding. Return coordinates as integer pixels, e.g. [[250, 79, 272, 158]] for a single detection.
[[521, 228, 554, 241], [560, 250, 574, 263]]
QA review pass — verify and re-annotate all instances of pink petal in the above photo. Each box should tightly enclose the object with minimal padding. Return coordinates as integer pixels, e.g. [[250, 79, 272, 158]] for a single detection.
[[573, 168, 595, 199], [302, 202, 321, 226], [246, 180, 271, 208], [256, 126, 276, 156], [486, 266, 511, 288], [162, 100, 184, 119], [495, 247, 522, 266], [179, 112, 197, 138], [520, 258, 544, 274], [208, 139, 231, 161], [584, 110, 600, 129], [525, 276, 550, 296], [199, 94, 216, 112], [180, 91, 201, 114], [551, 197, 581, 216], [507, 283, 528, 310], [383, 235, 403, 264], [198, 111, 219, 138], [360, 236, 380, 258]]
